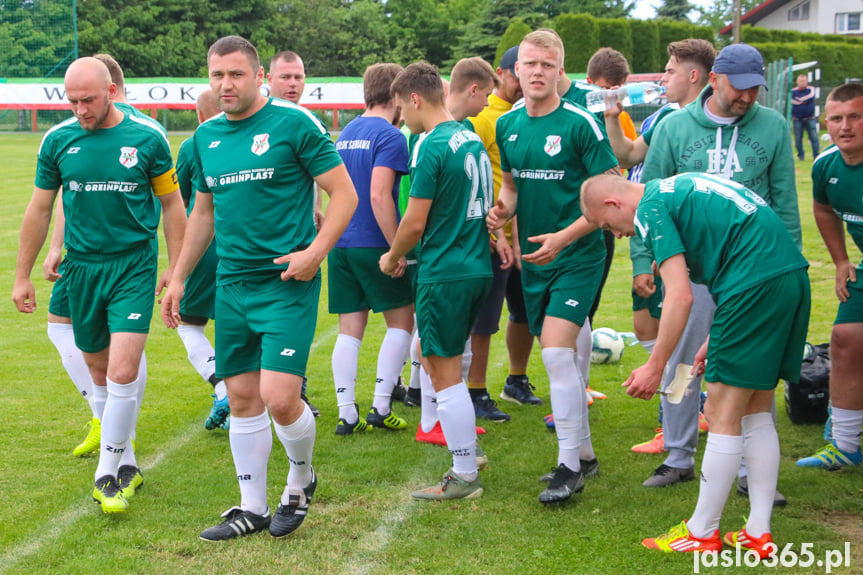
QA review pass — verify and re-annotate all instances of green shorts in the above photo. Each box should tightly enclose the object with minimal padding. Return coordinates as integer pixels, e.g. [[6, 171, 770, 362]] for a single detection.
[[706, 268, 811, 390], [180, 241, 218, 321], [64, 243, 157, 353], [521, 259, 604, 336], [835, 276, 863, 325], [215, 272, 320, 378], [48, 259, 71, 318], [327, 247, 413, 314], [632, 275, 663, 320], [416, 277, 492, 358]]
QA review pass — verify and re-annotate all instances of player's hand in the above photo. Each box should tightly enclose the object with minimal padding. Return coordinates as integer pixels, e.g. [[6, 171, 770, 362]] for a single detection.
[[314, 208, 325, 232], [275, 247, 322, 282], [42, 248, 63, 282], [523, 232, 565, 266], [12, 278, 37, 313], [604, 101, 624, 119], [494, 235, 514, 270], [486, 199, 510, 233], [691, 337, 709, 377], [622, 361, 663, 400], [155, 267, 174, 299], [160, 281, 185, 329], [835, 261, 857, 303], [379, 250, 399, 277], [392, 256, 407, 278], [632, 273, 656, 298], [512, 240, 522, 271]]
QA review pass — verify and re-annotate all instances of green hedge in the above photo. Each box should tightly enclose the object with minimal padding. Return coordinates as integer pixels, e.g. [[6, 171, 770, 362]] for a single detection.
[[630, 19, 660, 73], [597, 18, 633, 64], [495, 19, 532, 69], [657, 20, 695, 56], [750, 42, 863, 83], [555, 13, 598, 73]]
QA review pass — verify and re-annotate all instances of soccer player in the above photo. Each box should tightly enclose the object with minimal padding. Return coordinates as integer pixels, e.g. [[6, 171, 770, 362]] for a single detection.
[[604, 39, 715, 460], [266, 50, 321, 416], [638, 43, 799, 499], [797, 83, 863, 470], [791, 74, 820, 161], [382, 61, 492, 500], [487, 30, 621, 503], [174, 88, 230, 430], [161, 36, 357, 541], [581, 172, 810, 558], [14, 57, 186, 513], [329, 63, 412, 435]]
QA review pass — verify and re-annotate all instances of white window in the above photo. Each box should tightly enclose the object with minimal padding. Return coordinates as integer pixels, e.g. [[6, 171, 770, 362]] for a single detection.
[[788, 1, 809, 21], [837, 12, 863, 33]]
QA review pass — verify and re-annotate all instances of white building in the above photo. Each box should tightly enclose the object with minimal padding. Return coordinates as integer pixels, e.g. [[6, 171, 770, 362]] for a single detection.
[[720, 0, 863, 36]]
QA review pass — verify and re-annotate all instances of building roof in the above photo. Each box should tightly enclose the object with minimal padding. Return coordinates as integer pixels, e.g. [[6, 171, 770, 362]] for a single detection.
[[719, 0, 791, 35]]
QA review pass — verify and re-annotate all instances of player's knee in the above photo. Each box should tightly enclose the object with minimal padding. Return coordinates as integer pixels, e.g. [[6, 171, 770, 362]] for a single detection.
[[830, 324, 863, 365]]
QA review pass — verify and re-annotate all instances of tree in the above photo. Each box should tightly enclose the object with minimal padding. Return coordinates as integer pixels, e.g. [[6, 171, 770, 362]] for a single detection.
[[696, 0, 761, 30], [656, 0, 695, 22], [0, 0, 77, 77]]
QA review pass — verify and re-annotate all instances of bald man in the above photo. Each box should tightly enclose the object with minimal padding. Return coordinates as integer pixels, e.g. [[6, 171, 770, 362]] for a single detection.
[[13, 57, 186, 514], [172, 88, 230, 430]]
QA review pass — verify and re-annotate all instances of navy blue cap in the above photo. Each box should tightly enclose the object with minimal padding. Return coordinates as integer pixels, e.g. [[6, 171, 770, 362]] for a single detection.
[[713, 43, 768, 91], [500, 46, 519, 76]]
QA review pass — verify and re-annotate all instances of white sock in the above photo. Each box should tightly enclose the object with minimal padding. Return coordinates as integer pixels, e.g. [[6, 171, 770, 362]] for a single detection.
[[742, 412, 779, 538], [372, 328, 412, 414], [419, 365, 438, 433], [408, 327, 421, 390], [273, 404, 316, 496], [47, 322, 98, 418], [687, 433, 743, 538], [93, 384, 107, 420], [544, 347, 583, 472], [640, 339, 656, 353], [332, 334, 361, 422], [214, 380, 228, 400], [95, 379, 139, 480], [230, 411, 272, 516], [119, 354, 147, 468], [831, 407, 863, 453], [576, 318, 591, 385], [461, 338, 472, 384], [177, 324, 216, 382], [436, 382, 477, 479]]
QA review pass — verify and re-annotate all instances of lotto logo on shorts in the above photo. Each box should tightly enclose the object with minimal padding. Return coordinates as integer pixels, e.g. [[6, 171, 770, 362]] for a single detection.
[[565, 299, 579, 307], [127, 313, 142, 320], [280, 348, 296, 357]]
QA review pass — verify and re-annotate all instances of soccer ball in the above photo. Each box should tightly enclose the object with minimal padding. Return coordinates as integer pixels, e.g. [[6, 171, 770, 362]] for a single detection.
[[591, 328, 625, 364], [821, 133, 831, 143]]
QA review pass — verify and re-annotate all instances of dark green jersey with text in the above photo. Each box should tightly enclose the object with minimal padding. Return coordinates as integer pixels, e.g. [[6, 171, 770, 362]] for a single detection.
[[637, 173, 808, 301], [813, 146, 863, 271], [496, 100, 618, 271], [35, 110, 174, 254], [409, 121, 492, 284], [190, 98, 343, 283]]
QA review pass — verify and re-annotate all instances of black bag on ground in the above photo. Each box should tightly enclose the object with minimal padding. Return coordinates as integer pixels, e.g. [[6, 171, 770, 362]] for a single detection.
[[784, 343, 830, 424]]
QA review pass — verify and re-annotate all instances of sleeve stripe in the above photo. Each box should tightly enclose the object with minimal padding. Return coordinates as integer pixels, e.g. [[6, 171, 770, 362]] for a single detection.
[[128, 113, 170, 145], [562, 102, 604, 141]]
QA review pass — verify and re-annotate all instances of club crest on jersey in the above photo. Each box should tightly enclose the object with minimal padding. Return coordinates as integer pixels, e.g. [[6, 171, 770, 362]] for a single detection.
[[252, 133, 270, 156], [119, 147, 138, 168], [544, 135, 562, 157]]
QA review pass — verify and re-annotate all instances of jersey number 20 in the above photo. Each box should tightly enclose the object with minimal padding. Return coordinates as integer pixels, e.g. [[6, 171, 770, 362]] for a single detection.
[[465, 151, 493, 220]]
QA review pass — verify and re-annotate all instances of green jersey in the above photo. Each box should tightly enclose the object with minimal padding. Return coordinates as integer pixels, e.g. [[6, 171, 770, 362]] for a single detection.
[[190, 98, 343, 283], [116, 102, 168, 135], [35, 109, 175, 255], [637, 173, 808, 302], [176, 136, 196, 214], [643, 85, 801, 249], [496, 99, 618, 271], [409, 121, 492, 284], [812, 146, 863, 271], [562, 82, 605, 123]]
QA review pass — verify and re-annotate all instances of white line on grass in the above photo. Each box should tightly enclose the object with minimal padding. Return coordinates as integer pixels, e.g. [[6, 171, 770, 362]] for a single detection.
[[0, 419, 201, 574]]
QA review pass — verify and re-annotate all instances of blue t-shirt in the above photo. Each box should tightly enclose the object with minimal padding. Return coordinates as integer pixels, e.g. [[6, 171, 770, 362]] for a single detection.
[[335, 115, 409, 248], [791, 86, 816, 119]]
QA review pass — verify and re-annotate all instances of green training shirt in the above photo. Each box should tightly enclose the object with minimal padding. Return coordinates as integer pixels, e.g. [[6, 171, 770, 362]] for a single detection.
[[812, 146, 863, 271], [35, 109, 175, 255], [496, 99, 619, 271], [409, 120, 492, 284], [637, 172, 808, 302], [191, 98, 343, 283]]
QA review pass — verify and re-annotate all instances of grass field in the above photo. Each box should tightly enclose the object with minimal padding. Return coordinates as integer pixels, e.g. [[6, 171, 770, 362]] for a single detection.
[[1, 132, 861, 575]]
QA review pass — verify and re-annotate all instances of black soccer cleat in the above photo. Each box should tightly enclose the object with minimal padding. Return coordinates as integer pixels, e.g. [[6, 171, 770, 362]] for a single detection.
[[270, 468, 317, 538]]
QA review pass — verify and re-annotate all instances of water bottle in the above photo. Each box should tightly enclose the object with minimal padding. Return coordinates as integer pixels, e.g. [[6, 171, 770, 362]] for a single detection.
[[585, 82, 665, 113]]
